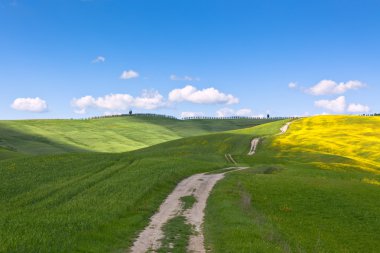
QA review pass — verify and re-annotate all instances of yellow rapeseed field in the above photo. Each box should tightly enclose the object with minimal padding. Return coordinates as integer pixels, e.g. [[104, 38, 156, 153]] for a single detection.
[[273, 115, 380, 174]]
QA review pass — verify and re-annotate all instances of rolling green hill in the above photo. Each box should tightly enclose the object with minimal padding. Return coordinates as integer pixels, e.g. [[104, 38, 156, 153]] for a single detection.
[[204, 116, 380, 252], [0, 116, 276, 157], [1, 116, 379, 252], [0, 119, 286, 252]]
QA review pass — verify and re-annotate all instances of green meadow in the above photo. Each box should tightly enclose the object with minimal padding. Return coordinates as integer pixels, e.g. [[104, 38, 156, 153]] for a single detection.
[[0, 116, 274, 156], [1, 115, 379, 252], [0, 116, 276, 252], [204, 116, 380, 252]]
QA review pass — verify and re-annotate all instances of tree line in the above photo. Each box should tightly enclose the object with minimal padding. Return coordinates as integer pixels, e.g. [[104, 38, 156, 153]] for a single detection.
[[75, 113, 380, 121], [362, 113, 380, 116], [78, 113, 298, 121], [181, 116, 298, 120], [80, 113, 177, 120]]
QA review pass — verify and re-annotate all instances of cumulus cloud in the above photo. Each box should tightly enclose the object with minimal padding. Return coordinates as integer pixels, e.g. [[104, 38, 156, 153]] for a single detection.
[[288, 82, 297, 89], [71, 94, 132, 114], [215, 108, 235, 117], [71, 95, 96, 114], [314, 96, 346, 113], [168, 85, 239, 105], [235, 108, 255, 117], [180, 111, 205, 118], [314, 96, 371, 114], [347, 103, 370, 113], [120, 70, 139, 80], [134, 90, 165, 110], [215, 108, 263, 118], [94, 94, 134, 110], [11, 97, 48, 112], [72, 90, 165, 114], [92, 56, 105, 63], [307, 80, 365, 96], [170, 74, 200, 82]]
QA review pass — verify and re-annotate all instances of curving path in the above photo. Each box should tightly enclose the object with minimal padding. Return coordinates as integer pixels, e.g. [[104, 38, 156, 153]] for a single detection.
[[130, 168, 246, 253], [130, 122, 292, 252], [248, 121, 291, 156]]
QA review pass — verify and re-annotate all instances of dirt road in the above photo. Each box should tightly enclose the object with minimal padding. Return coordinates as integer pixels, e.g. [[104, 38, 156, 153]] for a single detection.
[[248, 122, 291, 155], [130, 168, 246, 253], [130, 122, 292, 252], [279, 122, 291, 134], [248, 138, 260, 155]]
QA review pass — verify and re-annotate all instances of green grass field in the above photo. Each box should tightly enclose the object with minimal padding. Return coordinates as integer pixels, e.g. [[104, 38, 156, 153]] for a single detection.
[[204, 116, 380, 252], [0, 116, 278, 252], [0, 116, 275, 157], [1, 115, 379, 252]]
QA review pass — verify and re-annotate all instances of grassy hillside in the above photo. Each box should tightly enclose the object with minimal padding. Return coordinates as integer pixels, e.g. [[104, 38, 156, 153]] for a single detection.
[[0, 116, 275, 157], [2, 115, 379, 252], [0, 119, 285, 253], [204, 116, 380, 252]]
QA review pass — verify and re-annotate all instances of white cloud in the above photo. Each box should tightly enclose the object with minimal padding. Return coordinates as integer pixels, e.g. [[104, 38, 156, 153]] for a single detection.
[[168, 85, 239, 105], [347, 103, 370, 113], [314, 96, 346, 113], [120, 70, 139, 80], [180, 111, 205, 118], [94, 94, 134, 110], [103, 111, 122, 116], [215, 108, 263, 118], [133, 90, 165, 110], [74, 108, 87, 114], [307, 80, 365, 95], [314, 96, 370, 114], [71, 94, 133, 113], [170, 74, 200, 82], [71, 95, 95, 114], [216, 108, 235, 117], [288, 82, 297, 89], [92, 56, 105, 63], [11, 97, 48, 112], [71, 90, 165, 114], [236, 108, 254, 117]]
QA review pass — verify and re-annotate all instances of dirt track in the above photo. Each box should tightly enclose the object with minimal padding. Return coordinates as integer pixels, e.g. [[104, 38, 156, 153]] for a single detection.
[[225, 153, 237, 164], [130, 122, 292, 252], [248, 122, 291, 155], [130, 168, 245, 253], [248, 138, 260, 155], [280, 122, 291, 134]]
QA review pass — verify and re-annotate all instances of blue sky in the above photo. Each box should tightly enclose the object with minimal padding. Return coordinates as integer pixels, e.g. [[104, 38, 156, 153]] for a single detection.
[[1, 0, 379, 119]]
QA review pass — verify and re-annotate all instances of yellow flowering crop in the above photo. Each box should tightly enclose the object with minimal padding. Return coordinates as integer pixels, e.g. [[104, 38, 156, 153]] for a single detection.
[[272, 115, 380, 174]]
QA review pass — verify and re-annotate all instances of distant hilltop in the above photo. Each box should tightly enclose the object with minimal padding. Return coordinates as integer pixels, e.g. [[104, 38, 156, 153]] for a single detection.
[[80, 113, 299, 121]]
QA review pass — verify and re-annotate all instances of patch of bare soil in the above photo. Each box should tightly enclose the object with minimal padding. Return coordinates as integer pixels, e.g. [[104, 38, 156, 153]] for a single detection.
[[248, 138, 260, 155], [279, 122, 291, 134]]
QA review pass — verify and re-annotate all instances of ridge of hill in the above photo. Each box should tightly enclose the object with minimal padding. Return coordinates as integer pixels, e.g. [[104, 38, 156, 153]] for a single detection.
[[0, 119, 286, 252], [1, 116, 379, 252], [0, 116, 277, 157]]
